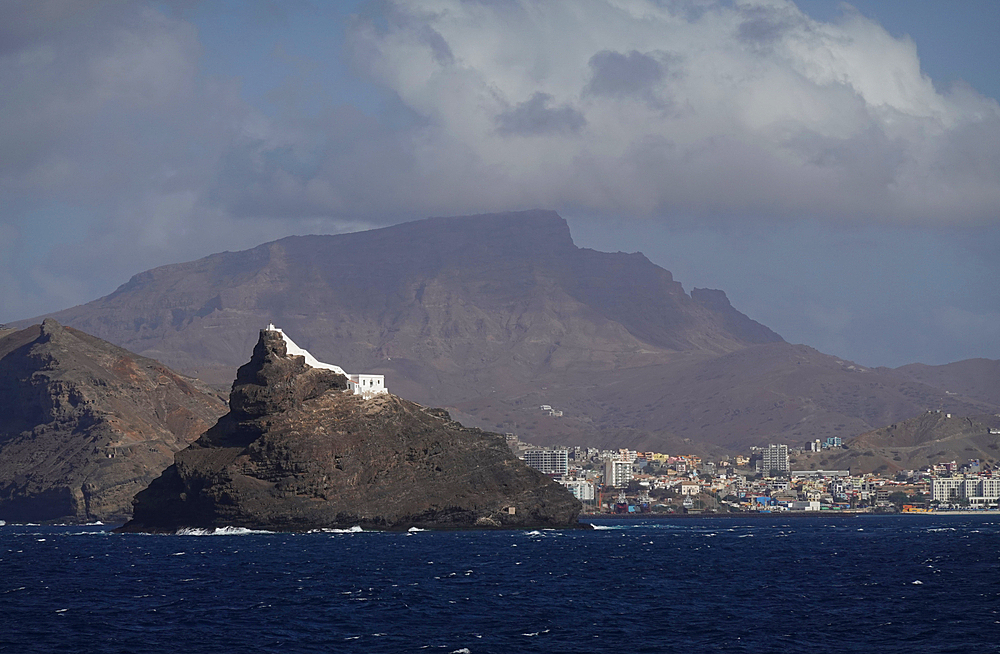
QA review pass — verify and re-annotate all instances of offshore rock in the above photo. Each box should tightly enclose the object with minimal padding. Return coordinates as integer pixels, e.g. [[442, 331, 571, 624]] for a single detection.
[[119, 329, 582, 532], [0, 320, 228, 523]]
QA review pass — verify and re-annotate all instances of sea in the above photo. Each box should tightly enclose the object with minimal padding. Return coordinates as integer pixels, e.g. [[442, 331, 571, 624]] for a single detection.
[[2, 515, 998, 653]]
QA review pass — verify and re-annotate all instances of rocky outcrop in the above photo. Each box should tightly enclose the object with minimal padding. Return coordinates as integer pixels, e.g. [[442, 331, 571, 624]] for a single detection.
[[119, 328, 583, 532], [0, 320, 228, 523]]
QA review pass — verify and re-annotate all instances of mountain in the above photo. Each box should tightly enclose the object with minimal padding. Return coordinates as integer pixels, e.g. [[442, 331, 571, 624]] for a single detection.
[[20, 210, 1000, 452], [890, 359, 1000, 407], [450, 342, 1000, 452], [0, 320, 228, 523], [792, 411, 1000, 475], [119, 327, 582, 532], [26, 211, 781, 391]]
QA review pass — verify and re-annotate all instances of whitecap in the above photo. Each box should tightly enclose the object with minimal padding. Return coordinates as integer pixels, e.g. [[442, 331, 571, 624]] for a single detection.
[[911, 580, 923, 585], [176, 526, 274, 536], [451, 649, 471, 653], [407, 527, 426, 532]]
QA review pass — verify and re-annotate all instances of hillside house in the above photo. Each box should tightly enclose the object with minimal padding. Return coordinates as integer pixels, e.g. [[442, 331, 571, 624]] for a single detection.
[[267, 324, 387, 398]]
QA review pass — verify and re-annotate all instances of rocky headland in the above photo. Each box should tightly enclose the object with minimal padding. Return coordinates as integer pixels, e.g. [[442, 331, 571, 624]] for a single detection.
[[0, 320, 228, 523], [119, 327, 583, 532]]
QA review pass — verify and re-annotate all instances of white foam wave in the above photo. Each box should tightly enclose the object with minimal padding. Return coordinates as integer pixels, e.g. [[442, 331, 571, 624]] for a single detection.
[[175, 526, 275, 536], [408, 527, 427, 532], [322, 526, 364, 534]]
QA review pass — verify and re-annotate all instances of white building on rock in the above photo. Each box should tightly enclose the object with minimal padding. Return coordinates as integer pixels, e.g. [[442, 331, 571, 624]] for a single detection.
[[267, 324, 387, 398]]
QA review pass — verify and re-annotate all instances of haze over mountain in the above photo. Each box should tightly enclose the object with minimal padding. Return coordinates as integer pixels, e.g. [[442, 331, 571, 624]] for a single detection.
[[23, 211, 1000, 454]]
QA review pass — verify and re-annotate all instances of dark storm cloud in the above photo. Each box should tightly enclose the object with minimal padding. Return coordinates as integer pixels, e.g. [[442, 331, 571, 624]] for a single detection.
[[584, 50, 673, 99], [420, 25, 455, 66], [495, 93, 586, 136], [737, 5, 803, 48]]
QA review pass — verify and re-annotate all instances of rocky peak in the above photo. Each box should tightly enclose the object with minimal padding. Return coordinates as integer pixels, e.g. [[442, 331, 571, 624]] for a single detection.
[[120, 327, 583, 532], [690, 288, 732, 311], [229, 328, 348, 419]]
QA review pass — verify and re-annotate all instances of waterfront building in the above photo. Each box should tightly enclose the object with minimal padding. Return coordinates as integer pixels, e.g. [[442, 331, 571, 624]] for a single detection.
[[604, 459, 633, 488], [559, 478, 596, 501], [932, 477, 1000, 506]]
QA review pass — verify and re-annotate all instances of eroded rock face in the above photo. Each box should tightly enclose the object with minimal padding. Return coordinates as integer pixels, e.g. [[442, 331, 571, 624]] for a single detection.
[[119, 329, 582, 532], [0, 320, 228, 523]]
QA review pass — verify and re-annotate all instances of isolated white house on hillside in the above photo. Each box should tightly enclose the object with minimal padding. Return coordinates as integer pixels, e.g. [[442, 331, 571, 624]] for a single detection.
[[266, 324, 387, 398]]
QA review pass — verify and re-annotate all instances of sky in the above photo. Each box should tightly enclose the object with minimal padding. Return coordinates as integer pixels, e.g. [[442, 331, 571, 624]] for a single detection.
[[2, 0, 998, 368]]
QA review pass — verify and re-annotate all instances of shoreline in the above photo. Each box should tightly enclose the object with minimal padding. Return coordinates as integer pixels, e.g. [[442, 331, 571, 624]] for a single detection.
[[580, 509, 999, 521]]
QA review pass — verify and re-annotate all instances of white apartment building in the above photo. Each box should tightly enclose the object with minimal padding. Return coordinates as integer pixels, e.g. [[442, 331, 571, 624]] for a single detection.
[[604, 459, 633, 488], [524, 449, 569, 476], [559, 478, 596, 501], [932, 477, 1000, 506], [756, 444, 790, 475]]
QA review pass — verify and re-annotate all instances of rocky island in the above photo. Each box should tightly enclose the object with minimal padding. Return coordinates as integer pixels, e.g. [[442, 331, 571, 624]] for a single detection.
[[0, 320, 228, 523], [119, 326, 582, 532]]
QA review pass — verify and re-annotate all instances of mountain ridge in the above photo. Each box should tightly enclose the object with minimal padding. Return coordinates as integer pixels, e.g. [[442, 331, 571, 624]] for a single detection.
[[18, 210, 782, 394], [13, 210, 999, 454]]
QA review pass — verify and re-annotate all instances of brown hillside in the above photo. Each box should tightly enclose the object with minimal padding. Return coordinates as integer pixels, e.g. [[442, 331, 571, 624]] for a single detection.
[[0, 321, 228, 523]]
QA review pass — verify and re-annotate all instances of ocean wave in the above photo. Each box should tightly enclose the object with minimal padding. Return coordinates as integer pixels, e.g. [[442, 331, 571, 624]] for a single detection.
[[319, 526, 364, 534], [175, 526, 275, 536]]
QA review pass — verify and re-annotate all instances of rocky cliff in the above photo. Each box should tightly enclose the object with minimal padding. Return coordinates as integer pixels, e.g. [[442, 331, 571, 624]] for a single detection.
[[0, 320, 228, 523], [119, 328, 582, 532]]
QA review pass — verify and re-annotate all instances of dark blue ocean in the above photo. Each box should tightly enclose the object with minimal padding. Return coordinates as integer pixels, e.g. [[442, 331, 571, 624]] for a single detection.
[[2, 515, 999, 653]]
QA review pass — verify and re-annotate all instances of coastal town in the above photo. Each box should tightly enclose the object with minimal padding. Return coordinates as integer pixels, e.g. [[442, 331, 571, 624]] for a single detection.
[[509, 432, 1000, 515]]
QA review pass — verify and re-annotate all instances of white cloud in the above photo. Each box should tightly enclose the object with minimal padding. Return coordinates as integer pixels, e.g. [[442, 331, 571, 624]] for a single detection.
[[2, 0, 999, 335], [342, 0, 1000, 224]]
